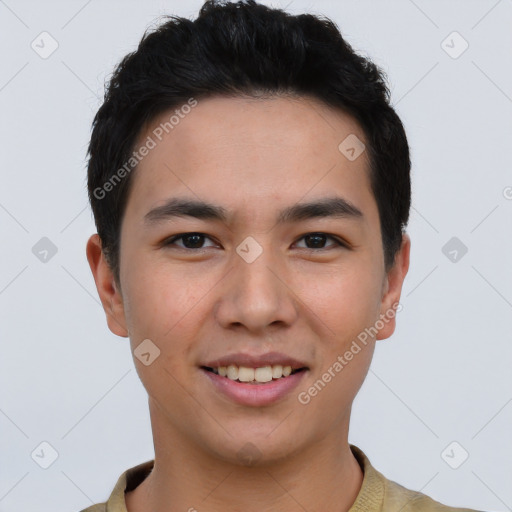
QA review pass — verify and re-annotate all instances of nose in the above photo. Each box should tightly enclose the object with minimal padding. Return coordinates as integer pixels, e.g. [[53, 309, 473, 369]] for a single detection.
[[214, 242, 298, 334]]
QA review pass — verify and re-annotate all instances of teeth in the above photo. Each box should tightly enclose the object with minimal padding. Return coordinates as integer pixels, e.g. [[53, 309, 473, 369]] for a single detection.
[[254, 366, 273, 382], [213, 364, 295, 383], [272, 365, 283, 378], [226, 364, 238, 380], [238, 367, 255, 382]]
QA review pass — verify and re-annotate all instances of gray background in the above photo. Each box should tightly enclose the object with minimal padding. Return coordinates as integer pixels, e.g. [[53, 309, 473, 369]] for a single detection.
[[0, 0, 511, 511]]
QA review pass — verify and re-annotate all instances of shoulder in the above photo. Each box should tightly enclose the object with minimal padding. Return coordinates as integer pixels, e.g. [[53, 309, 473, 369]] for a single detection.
[[382, 476, 484, 512], [76, 504, 107, 512], [349, 444, 483, 512], [75, 459, 154, 512]]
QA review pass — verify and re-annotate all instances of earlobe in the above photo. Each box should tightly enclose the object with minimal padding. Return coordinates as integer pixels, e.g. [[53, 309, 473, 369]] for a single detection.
[[376, 233, 411, 341], [86, 234, 129, 338]]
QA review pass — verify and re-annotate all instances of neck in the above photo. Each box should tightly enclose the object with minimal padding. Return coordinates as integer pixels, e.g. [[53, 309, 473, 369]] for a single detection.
[[126, 400, 363, 512]]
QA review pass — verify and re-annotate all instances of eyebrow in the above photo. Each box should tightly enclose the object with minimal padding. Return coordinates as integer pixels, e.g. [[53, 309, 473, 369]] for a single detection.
[[143, 196, 364, 226]]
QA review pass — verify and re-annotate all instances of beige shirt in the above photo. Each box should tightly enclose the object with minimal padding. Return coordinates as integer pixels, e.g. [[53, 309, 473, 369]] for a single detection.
[[78, 444, 482, 512]]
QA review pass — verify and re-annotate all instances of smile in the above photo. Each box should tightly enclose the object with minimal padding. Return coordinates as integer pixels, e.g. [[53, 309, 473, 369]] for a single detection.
[[200, 365, 308, 406], [202, 364, 306, 384]]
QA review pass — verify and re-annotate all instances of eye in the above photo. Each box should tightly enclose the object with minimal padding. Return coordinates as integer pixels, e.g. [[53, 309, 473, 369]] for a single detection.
[[162, 232, 347, 251], [294, 232, 346, 250], [163, 232, 218, 250]]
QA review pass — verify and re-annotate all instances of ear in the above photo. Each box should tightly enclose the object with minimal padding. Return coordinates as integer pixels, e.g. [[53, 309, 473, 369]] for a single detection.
[[86, 233, 129, 337], [376, 233, 411, 340]]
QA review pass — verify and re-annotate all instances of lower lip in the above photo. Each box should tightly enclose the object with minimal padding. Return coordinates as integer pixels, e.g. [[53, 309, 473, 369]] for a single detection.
[[201, 368, 308, 407]]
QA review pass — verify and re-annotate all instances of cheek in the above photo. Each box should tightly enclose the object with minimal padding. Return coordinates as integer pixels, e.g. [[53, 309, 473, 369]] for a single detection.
[[122, 261, 219, 396], [122, 263, 206, 342], [122, 266, 200, 405], [293, 261, 383, 339], [299, 319, 376, 428], [296, 340, 375, 438]]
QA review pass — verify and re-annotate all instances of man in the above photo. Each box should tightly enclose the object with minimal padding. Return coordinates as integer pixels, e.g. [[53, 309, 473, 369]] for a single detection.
[[83, 1, 482, 511]]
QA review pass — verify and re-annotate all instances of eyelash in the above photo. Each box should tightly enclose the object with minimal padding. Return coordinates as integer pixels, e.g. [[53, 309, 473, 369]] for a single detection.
[[162, 232, 347, 251]]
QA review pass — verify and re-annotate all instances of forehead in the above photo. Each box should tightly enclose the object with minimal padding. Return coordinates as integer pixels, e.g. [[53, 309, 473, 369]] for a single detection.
[[124, 95, 376, 228]]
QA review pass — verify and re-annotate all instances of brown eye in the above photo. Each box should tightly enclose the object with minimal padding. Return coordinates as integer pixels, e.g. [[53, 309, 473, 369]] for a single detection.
[[164, 233, 217, 250], [295, 233, 345, 250]]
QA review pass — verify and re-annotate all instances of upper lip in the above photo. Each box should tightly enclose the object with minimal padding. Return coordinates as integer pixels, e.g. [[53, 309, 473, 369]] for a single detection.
[[202, 352, 308, 370]]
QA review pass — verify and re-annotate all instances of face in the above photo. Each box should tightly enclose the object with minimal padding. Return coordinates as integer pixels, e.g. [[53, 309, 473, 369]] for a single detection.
[[87, 95, 410, 465]]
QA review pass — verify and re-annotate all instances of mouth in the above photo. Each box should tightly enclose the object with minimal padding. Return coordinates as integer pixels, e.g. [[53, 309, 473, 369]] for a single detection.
[[201, 364, 308, 385], [200, 362, 309, 406]]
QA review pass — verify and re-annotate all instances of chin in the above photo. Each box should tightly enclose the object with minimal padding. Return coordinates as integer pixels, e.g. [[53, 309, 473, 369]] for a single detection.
[[203, 426, 307, 468]]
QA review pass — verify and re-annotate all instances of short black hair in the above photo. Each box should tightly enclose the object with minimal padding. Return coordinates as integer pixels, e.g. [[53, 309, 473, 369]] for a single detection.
[[87, 0, 411, 285]]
